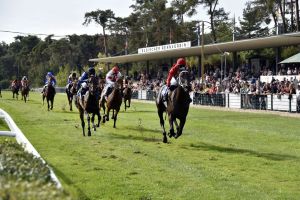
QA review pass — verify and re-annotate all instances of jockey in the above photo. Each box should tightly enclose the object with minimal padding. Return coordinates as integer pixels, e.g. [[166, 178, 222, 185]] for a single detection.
[[101, 66, 122, 101], [166, 58, 187, 90], [77, 67, 96, 96], [21, 76, 28, 87], [45, 72, 56, 86], [66, 72, 77, 89], [42, 72, 56, 93], [162, 58, 188, 104], [68, 72, 77, 84]]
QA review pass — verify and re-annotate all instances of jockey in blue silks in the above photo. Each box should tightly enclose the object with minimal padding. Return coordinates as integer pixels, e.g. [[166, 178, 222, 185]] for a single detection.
[[77, 67, 97, 97], [45, 72, 56, 86], [42, 72, 56, 93]]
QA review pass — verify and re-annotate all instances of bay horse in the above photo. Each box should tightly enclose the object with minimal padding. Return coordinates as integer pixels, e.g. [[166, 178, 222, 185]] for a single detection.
[[21, 82, 30, 103], [11, 81, 20, 100], [102, 78, 123, 128], [42, 81, 56, 111], [156, 71, 191, 143], [123, 84, 132, 111], [76, 76, 101, 136], [66, 80, 78, 111]]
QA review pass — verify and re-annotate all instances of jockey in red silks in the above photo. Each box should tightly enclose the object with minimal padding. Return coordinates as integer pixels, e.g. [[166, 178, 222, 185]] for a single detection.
[[101, 66, 122, 101], [163, 58, 188, 104]]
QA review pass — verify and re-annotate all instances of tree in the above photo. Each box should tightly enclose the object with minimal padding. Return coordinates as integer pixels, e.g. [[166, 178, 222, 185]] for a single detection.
[[187, 0, 229, 42], [237, 2, 269, 39], [83, 9, 116, 58]]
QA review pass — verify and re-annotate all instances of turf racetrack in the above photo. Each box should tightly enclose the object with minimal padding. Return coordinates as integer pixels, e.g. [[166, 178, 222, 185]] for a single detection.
[[0, 91, 300, 200]]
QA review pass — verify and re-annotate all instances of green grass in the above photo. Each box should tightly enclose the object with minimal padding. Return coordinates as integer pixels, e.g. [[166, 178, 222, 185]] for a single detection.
[[0, 91, 300, 199]]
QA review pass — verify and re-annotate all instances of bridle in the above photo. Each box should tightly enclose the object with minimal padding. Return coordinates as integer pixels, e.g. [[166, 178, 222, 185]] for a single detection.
[[178, 70, 190, 92]]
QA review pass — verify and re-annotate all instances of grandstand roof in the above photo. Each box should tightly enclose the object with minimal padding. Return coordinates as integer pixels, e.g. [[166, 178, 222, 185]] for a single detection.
[[89, 32, 300, 64]]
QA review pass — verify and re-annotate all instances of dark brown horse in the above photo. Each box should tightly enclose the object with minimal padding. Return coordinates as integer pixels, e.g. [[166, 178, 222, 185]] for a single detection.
[[102, 78, 123, 128], [66, 80, 78, 111], [42, 81, 56, 111], [156, 71, 191, 143], [11, 81, 20, 100], [123, 85, 132, 111], [21, 82, 30, 103], [76, 76, 101, 136]]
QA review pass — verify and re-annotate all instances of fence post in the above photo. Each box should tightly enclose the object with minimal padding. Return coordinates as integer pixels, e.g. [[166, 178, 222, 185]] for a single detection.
[[271, 94, 273, 111], [289, 96, 292, 112], [227, 93, 230, 108]]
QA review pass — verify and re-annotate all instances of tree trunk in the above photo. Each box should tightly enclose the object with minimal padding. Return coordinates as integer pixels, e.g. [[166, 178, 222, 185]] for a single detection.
[[102, 26, 109, 71], [279, 0, 287, 33], [291, 0, 294, 31], [296, 0, 300, 31]]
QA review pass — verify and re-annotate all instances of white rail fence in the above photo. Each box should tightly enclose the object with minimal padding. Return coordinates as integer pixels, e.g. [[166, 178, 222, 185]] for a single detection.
[[0, 108, 62, 188]]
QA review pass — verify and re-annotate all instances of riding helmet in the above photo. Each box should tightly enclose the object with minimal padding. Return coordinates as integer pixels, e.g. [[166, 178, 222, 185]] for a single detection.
[[112, 66, 119, 73], [176, 58, 186, 66], [88, 67, 95, 76]]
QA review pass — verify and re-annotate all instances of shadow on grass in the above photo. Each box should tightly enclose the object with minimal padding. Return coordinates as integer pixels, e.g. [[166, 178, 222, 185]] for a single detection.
[[121, 110, 156, 114], [123, 125, 159, 134], [51, 165, 90, 200], [109, 132, 161, 143], [188, 142, 299, 161]]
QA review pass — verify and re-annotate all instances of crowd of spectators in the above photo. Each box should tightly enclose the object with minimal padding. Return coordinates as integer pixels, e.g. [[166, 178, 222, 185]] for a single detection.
[[129, 64, 299, 98]]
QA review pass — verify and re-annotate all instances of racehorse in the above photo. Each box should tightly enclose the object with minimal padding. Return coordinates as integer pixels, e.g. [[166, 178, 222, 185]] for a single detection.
[[76, 76, 101, 136], [42, 81, 56, 111], [11, 81, 20, 100], [102, 78, 123, 128], [123, 85, 132, 111], [21, 82, 30, 103], [156, 71, 191, 143], [66, 80, 78, 111]]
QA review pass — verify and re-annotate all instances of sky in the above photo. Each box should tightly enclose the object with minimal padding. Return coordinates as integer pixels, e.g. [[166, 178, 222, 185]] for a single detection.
[[0, 0, 248, 44]]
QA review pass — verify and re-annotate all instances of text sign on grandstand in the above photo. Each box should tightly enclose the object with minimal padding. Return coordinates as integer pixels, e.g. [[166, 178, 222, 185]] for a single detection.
[[138, 41, 191, 54]]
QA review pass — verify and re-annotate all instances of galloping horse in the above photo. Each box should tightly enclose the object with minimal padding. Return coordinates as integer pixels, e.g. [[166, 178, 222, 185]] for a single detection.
[[156, 71, 191, 143], [123, 85, 132, 111], [102, 78, 123, 128], [42, 81, 56, 111], [76, 76, 101, 136], [21, 82, 30, 103], [11, 81, 20, 100], [66, 80, 78, 111]]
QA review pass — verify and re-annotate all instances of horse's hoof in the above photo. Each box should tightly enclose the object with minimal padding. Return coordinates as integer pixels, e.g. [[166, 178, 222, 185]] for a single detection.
[[163, 137, 168, 143]]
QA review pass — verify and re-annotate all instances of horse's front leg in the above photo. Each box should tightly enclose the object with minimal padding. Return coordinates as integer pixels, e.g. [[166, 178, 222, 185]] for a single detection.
[[168, 114, 175, 138], [91, 113, 96, 131], [86, 112, 91, 136], [124, 99, 127, 111], [80, 110, 85, 136], [113, 109, 119, 128], [175, 118, 186, 139], [69, 96, 73, 111], [111, 109, 115, 119], [128, 98, 131, 108], [158, 110, 167, 143], [47, 100, 50, 111], [106, 108, 110, 122], [96, 109, 101, 127]]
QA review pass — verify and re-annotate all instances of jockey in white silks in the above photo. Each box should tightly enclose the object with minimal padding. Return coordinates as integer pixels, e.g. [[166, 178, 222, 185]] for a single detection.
[[101, 66, 122, 101]]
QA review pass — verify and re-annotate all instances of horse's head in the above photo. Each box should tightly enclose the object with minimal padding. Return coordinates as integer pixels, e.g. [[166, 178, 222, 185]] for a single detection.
[[70, 80, 78, 94], [178, 71, 191, 92], [115, 77, 123, 90], [88, 76, 98, 95]]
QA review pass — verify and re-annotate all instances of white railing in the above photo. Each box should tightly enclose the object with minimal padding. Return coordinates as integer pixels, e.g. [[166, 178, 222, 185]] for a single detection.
[[0, 108, 62, 188]]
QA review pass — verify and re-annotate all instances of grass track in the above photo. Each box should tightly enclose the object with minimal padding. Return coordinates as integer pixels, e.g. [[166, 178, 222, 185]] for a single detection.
[[0, 91, 300, 199]]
